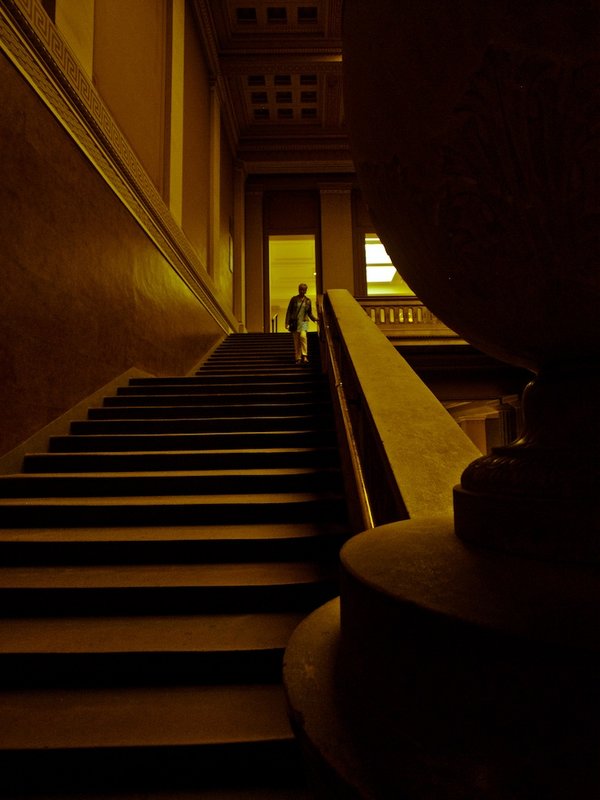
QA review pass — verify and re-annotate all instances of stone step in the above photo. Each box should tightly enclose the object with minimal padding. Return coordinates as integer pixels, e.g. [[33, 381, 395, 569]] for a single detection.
[[87, 401, 331, 419], [0, 610, 306, 686], [116, 382, 326, 396], [201, 358, 317, 367], [104, 390, 327, 406], [0, 683, 294, 747], [129, 373, 322, 385], [0, 560, 338, 615], [0, 491, 347, 528], [11, 787, 312, 799], [0, 467, 343, 498], [47, 429, 337, 452], [69, 414, 333, 435], [0, 684, 303, 794], [198, 365, 319, 375], [211, 341, 295, 348], [0, 521, 348, 565], [22, 446, 339, 473]]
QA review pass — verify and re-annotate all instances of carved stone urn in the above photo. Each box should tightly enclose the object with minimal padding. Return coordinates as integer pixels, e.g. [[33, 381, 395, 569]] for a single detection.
[[283, 7, 600, 799], [343, 0, 600, 560]]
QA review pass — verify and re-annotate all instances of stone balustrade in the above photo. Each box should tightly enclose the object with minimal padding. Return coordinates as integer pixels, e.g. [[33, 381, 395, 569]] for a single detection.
[[355, 296, 461, 341]]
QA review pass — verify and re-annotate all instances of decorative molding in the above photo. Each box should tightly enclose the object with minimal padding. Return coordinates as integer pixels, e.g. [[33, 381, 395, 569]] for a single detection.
[[244, 159, 353, 174], [219, 56, 343, 76], [240, 137, 350, 152], [319, 182, 353, 194], [1, 0, 236, 333], [191, 0, 220, 76]]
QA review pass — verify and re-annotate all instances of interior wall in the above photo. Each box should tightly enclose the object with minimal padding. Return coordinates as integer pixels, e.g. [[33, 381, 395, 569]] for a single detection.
[[55, 0, 94, 76], [93, 0, 168, 196], [0, 54, 223, 456], [181, 1, 211, 266], [265, 190, 319, 233], [218, 129, 235, 305]]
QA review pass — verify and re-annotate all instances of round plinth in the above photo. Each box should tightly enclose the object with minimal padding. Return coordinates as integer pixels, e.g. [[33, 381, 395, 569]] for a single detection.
[[285, 518, 600, 798]]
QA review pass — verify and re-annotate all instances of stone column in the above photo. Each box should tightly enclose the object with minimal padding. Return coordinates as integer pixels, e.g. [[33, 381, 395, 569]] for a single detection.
[[319, 183, 354, 293], [207, 78, 221, 279], [232, 160, 246, 331], [244, 188, 264, 332], [166, 0, 185, 226]]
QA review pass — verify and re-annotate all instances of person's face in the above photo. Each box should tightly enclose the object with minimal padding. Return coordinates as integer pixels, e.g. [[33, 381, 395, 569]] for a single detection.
[[298, 284, 307, 295]]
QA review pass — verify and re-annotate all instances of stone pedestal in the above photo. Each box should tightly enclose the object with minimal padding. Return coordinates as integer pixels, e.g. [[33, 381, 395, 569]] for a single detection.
[[285, 519, 600, 798]]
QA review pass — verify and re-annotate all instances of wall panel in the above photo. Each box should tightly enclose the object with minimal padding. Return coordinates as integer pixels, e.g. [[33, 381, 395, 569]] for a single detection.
[[218, 129, 235, 305], [181, 3, 210, 266], [0, 54, 222, 455], [93, 0, 167, 195]]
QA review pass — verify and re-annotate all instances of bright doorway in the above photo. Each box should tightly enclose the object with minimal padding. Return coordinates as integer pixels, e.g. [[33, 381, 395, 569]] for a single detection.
[[269, 235, 317, 332]]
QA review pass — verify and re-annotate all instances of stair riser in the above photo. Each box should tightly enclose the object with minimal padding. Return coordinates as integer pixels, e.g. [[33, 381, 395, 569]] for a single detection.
[[22, 448, 340, 473], [131, 373, 322, 385], [0, 649, 287, 688], [118, 380, 324, 392], [0, 498, 347, 527], [0, 536, 344, 566], [0, 740, 304, 794], [127, 372, 318, 387], [203, 355, 306, 362], [69, 416, 334, 435], [198, 364, 318, 372], [87, 402, 331, 419], [0, 582, 339, 617], [104, 392, 327, 406], [48, 431, 337, 452], [0, 471, 343, 498]]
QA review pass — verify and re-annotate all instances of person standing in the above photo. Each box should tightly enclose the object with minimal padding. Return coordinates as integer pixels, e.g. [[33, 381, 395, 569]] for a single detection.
[[285, 283, 318, 364]]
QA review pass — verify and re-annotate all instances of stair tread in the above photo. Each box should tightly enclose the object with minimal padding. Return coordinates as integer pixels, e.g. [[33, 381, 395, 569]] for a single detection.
[[0, 611, 306, 654], [0, 491, 342, 506], [161, 376, 318, 382], [112, 392, 326, 399], [0, 521, 346, 543], [1, 467, 338, 480], [0, 683, 293, 750], [0, 560, 334, 589], [11, 791, 311, 799], [50, 430, 331, 440], [117, 385, 323, 394], [27, 446, 334, 457], [90, 404, 329, 412], [70, 418, 331, 433]]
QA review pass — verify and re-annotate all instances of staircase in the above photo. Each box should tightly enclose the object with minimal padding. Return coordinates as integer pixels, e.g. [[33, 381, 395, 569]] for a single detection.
[[0, 332, 348, 798]]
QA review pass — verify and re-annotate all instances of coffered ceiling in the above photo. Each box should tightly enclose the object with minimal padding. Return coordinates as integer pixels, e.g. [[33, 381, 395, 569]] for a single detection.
[[193, 0, 352, 174]]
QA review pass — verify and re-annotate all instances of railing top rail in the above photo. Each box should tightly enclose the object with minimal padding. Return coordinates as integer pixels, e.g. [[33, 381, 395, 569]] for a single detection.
[[318, 296, 375, 534], [325, 289, 480, 521]]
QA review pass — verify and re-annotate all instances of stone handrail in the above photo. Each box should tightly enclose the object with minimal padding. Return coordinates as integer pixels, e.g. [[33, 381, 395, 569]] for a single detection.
[[317, 297, 375, 535], [322, 290, 480, 525]]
